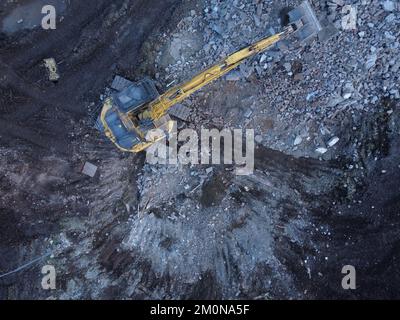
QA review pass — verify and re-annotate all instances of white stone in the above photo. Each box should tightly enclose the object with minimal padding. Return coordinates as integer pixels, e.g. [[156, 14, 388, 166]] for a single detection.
[[316, 147, 328, 154], [294, 136, 303, 146], [328, 137, 340, 147]]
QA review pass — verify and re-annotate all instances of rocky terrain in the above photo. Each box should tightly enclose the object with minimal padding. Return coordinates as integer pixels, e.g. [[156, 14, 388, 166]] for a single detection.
[[1, 0, 399, 299]]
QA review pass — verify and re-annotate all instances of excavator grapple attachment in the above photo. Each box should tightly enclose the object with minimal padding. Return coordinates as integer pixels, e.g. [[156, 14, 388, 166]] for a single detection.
[[288, 1, 324, 43]]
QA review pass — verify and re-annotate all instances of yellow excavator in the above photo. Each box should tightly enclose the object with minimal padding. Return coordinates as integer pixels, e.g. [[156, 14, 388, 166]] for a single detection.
[[96, 1, 327, 153]]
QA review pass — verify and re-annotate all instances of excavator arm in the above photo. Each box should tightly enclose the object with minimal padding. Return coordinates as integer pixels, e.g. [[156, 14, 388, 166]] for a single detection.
[[148, 32, 286, 120]]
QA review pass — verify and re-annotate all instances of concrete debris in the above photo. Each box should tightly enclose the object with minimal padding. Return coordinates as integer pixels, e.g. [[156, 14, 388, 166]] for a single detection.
[[365, 53, 378, 70], [82, 162, 98, 178], [226, 71, 241, 81], [385, 13, 396, 23], [329, 0, 345, 6], [148, 0, 400, 160], [111, 75, 133, 91], [206, 167, 213, 174], [294, 136, 303, 146], [244, 109, 253, 118], [283, 62, 292, 73], [306, 91, 318, 102], [390, 89, 400, 99], [328, 136, 340, 147], [43, 58, 60, 82], [260, 54, 267, 64], [382, 1, 396, 12], [342, 82, 355, 100], [255, 135, 263, 143]]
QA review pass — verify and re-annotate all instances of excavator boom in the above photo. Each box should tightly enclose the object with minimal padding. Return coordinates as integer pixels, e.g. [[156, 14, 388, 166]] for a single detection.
[[149, 32, 284, 120]]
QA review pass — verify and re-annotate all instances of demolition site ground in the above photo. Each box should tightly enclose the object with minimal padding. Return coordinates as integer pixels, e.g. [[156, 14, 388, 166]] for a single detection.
[[0, 0, 400, 299]]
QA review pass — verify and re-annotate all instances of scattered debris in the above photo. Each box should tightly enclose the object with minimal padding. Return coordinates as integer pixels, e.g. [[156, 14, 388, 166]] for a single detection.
[[111, 75, 133, 91], [342, 82, 355, 100], [2, 0, 400, 301], [226, 71, 241, 81], [382, 1, 396, 12], [365, 53, 378, 70], [306, 91, 318, 102], [294, 136, 303, 146]]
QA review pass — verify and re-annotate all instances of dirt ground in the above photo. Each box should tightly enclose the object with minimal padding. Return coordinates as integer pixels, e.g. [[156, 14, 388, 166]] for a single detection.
[[1, 0, 400, 299]]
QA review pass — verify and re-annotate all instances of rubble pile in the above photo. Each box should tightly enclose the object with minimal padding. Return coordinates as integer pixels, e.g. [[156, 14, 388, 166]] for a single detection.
[[125, 0, 400, 298], [146, 0, 399, 160], [135, 0, 400, 248]]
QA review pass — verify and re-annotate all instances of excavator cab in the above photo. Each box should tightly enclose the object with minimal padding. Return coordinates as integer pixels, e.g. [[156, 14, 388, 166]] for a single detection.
[[113, 79, 159, 114], [95, 78, 160, 151]]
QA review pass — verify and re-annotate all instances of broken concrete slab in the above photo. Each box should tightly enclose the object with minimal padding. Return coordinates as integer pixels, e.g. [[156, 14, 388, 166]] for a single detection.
[[328, 136, 340, 147], [168, 104, 191, 121], [255, 135, 263, 143], [226, 71, 241, 81], [294, 136, 303, 146], [82, 162, 98, 178], [316, 147, 328, 154]]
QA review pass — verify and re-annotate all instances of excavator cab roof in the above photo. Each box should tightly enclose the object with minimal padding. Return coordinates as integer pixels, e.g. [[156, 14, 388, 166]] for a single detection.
[[96, 78, 159, 150], [103, 107, 142, 150]]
